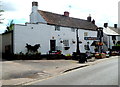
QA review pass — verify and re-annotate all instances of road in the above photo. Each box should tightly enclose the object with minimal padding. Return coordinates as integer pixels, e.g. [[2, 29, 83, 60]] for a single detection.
[[28, 57, 118, 85]]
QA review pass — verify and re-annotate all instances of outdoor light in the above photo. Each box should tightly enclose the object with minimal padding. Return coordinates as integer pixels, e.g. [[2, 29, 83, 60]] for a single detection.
[[60, 40, 63, 43], [72, 40, 76, 44], [79, 41, 82, 43]]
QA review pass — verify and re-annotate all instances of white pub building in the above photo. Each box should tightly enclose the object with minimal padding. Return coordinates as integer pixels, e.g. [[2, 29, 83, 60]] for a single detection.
[[2, 2, 98, 55]]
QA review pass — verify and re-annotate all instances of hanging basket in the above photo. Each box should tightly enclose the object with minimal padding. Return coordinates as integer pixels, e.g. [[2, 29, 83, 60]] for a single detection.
[[97, 42, 103, 46], [60, 41, 63, 43], [95, 53, 106, 58]]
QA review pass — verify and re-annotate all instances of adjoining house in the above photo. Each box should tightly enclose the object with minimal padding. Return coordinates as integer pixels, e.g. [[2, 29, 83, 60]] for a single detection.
[[2, 31, 13, 54], [2, 1, 98, 55], [103, 23, 120, 51]]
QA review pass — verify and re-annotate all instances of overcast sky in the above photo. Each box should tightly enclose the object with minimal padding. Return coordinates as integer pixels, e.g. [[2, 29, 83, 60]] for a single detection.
[[0, 0, 119, 33]]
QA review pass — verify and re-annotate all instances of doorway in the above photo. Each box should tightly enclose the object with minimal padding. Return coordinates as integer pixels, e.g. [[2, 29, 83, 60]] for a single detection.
[[50, 40, 56, 51]]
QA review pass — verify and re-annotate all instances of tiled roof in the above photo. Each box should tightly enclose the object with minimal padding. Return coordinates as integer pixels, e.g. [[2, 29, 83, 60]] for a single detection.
[[103, 27, 120, 36], [109, 27, 120, 34], [38, 10, 98, 31]]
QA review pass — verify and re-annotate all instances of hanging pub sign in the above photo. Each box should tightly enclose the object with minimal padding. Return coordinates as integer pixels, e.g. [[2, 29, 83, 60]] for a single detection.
[[84, 37, 99, 40]]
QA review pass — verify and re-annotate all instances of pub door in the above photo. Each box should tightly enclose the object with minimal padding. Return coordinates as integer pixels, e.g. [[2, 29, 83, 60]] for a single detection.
[[50, 40, 56, 51]]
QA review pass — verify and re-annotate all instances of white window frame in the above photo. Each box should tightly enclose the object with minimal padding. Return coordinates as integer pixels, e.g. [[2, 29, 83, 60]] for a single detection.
[[63, 40, 69, 47], [55, 25, 60, 31], [84, 32, 88, 36]]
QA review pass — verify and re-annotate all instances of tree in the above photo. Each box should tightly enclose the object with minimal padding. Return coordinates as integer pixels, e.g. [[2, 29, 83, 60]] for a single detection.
[[0, 1, 4, 24], [6, 20, 14, 31]]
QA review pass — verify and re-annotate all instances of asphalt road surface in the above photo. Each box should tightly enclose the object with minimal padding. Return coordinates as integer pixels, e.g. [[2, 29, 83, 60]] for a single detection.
[[29, 57, 118, 85]]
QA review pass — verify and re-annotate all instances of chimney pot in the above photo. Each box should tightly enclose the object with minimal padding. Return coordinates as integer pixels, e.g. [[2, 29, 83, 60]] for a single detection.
[[92, 19, 95, 24], [87, 14, 91, 22], [32, 1, 38, 7], [104, 23, 108, 28], [64, 11, 69, 17], [114, 24, 117, 28]]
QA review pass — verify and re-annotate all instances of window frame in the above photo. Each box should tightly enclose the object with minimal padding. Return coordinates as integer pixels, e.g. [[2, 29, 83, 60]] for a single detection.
[[63, 40, 69, 47], [84, 32, 88, 36], [55, 25, 60, 31]]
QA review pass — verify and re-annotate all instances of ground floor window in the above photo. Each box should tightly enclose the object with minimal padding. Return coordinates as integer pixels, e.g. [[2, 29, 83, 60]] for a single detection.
[[63, 40, 69, 47]]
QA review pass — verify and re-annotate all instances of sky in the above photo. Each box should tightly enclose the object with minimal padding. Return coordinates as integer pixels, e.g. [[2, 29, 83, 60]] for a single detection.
[[0, 0, 119, 33]]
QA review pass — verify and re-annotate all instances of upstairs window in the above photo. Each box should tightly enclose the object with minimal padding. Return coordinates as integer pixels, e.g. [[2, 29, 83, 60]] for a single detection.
[[55, 26, 60, 31], [84, 32, 88, 36], [71, 28, 75, 32]]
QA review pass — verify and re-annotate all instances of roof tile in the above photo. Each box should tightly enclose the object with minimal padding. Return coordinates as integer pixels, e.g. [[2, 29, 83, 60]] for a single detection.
[[38, 10, 98, 30]]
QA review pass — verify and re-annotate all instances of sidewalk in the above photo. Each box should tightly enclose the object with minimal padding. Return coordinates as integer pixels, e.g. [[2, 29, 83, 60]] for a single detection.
[[1, 56, 118, 85]]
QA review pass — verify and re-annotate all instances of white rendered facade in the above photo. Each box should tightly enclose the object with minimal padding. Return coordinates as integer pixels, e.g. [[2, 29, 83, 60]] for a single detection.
[[13, 23, 97, 55], [2, 1, 98, 55]]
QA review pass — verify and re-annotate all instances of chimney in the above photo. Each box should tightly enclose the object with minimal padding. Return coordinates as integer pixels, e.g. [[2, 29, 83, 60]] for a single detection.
[[87, 14, 91, 22], [32, 1, 38, 12], [32, 1, 38, 6], [104, 23, 108, 28], [92, 19, 95, 24], [114, 24, 117, 28], [64, 11, 69, 17]]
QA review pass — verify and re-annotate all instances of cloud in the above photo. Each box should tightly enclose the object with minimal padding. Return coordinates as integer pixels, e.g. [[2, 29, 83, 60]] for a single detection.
[[2, 0, 17, 11], [0, 0, 119, 34]]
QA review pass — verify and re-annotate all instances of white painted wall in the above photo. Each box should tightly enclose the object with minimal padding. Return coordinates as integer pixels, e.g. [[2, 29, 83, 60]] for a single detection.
[[30, 11, 47, 24], [78, 29, 97, 53], [13, 23, 97, 55], [103, 27, 120, 49], [14, 23, 51, 54], [51, 26, 76, 55]]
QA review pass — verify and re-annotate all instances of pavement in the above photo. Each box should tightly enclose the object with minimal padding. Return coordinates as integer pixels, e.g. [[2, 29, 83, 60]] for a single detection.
[[0, 56, 119, 85]]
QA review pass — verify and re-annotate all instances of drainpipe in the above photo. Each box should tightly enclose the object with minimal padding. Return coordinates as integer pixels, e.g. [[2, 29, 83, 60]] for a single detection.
[[109, 36, 110, 49], [76, 29, 80, 54]]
